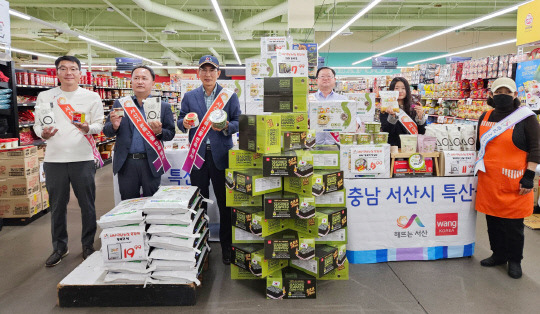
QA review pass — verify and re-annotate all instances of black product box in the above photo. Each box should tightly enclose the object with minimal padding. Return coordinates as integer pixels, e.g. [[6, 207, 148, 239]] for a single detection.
[[262, 151, 313, 177], [314, 244, 339, 277], [264, 192, 299, 219], [264, 230, 315, 260], [266, 267, 316, 299], [263, 77, 308, 113], [231, 243, 264, 271], [291, 207, 347, 236], [284, 170, 344, 197], [232, 206, 261, 232]]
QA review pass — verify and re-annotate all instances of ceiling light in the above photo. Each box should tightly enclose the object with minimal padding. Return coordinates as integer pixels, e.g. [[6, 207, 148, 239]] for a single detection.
[[9, 9, 31, 20], [408, 38, 517, 65], [319, 0, 382, 49], [210, 0, 241, 65], [352, 0, 532, 65], [106, 7, 115, 12], [78, 35, 162, 66], [0, 46, 58, 60]]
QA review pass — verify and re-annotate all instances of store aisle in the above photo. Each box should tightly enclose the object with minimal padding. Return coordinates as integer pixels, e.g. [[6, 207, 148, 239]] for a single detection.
[[0, 164, 539, 313]]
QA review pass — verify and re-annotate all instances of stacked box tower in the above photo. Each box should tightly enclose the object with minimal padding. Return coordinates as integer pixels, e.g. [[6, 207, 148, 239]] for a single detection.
[[228, 73, 349, 299]]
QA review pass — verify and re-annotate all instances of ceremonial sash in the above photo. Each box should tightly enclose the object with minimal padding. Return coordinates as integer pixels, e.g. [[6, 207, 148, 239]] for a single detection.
[[54, 91, 104, 167], [474, 106, 534, 175], [119, 96, 171, 173], [396, 109, 418, 135], [182, 88, 234, 173]]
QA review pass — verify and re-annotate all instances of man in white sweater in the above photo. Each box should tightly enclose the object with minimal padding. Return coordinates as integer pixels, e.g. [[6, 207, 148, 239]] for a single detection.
[[33, 56, 104, 267]]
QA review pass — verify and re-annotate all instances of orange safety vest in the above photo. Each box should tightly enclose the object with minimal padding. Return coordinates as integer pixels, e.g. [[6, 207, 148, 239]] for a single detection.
[[475, 110, 533, 218]]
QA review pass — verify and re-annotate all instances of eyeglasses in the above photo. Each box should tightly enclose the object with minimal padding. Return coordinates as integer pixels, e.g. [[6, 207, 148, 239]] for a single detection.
[[199, 68, 218, 74], [58, 67, 80, 73], [317, 75, 334, 79]]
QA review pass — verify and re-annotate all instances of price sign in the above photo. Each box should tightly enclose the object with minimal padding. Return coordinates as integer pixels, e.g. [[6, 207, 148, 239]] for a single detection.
[[349, 146, 386, 174], [437, 116, 445, 124]]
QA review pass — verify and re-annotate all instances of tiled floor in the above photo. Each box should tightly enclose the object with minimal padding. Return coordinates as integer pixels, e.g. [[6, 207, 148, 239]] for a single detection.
[[0, 164, 539, 313]]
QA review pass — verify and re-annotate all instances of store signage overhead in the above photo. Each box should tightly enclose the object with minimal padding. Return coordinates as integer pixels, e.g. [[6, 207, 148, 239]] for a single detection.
[[516, 0, 540, 46], [446, 56, 471, 63], [372, 57, 397, 69], [115, 57, 143, 71]]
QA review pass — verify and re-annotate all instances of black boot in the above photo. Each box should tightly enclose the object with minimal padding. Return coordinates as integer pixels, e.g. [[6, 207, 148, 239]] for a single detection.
[[508, 261, 522, 279], [480, 254, 507, 267]]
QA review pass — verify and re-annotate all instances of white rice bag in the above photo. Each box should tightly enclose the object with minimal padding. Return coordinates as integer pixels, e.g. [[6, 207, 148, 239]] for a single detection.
[[148, 228, 209, 252], [103, 260, 155, 274], [460, 124, 476, 151], [146, 218, 207, 238], [104, 272, 150, 284], [446, 125, 462, 151], [97, 197, 149, 228]]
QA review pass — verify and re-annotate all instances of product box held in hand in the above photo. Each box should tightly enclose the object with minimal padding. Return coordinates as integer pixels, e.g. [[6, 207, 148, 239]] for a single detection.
[[291, 207, 347, 237], [266, 267, 316, 299], [262, 150, 313, 177], [226, 168, 282, 196], [264, 230, 316, 260], [228, 147, 263, 169], [143, 97, 161, 122], [238, 114, 281, 154], [284, 170, 344, 197], [226, 189, 263, 207]]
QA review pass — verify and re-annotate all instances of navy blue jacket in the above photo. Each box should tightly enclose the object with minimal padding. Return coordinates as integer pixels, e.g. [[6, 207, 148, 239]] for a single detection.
[[103, 96, 176, 177], [177, 84, 241, 170]]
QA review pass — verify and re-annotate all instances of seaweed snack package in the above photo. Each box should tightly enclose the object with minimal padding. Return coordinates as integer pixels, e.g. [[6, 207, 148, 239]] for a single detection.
[[36, 102, 56, 129], [379, 91, 400, 113], [460, 124, 476, 151], [431, 125, 450, 151], [446, 125, 462, 151], [417, 135, 437, 153]]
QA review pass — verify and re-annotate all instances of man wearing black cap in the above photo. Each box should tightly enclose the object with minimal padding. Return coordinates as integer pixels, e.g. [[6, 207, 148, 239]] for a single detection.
[[178, 55, 241, 265]]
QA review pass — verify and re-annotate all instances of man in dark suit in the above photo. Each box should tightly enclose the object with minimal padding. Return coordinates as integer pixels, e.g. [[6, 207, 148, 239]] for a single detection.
[[178, 55, 241, 265], [104, 65, 175, 200]]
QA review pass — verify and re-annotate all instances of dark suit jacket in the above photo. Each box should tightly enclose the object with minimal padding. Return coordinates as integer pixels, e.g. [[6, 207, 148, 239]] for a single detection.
[[103, 96, 176, 177], [177, 84, 241, 170]]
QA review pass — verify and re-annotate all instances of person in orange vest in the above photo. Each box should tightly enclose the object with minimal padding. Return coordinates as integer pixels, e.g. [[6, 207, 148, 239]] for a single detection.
[[475, 77, 540, 279]]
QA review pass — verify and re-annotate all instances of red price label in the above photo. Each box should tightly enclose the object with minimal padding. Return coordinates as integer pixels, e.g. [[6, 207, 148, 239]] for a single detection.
[[124, 248, 135, 258]]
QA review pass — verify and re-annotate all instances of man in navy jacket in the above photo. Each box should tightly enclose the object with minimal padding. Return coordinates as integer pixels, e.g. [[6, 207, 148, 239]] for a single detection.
[[178, 55, 241, 265], [104, 65, 175, 200]]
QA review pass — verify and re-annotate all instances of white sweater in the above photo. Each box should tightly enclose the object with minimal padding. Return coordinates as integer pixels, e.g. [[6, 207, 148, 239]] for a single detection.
[[34, 87, 104, 162]]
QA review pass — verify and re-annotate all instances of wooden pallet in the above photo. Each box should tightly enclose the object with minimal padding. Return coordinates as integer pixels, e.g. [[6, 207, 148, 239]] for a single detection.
[[2, 207, 50, 226], [58, 251, 202, 307]]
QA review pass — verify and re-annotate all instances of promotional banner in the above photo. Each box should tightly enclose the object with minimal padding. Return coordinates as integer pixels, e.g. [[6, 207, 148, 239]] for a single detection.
[[245, 58, 277, 80], [217, 79, 245, 106], [260, 36, 292, 58], [515, 59, 540, 109], [276, 50, 309, 77], [516, 0, 540, 46], [345, 177, 477, 263], [0, 0, 11, 46], [179, 80, 203, 102]]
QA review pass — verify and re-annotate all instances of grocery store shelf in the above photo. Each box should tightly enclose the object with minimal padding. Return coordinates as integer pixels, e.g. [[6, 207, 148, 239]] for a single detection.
[[0, 109, 11, 115], [18, 102, 36, 107], [422, 98, 488, 101], [95, 86, 131, 90], [428, 114, 478, 122], [96, 138, 115, 146], [19, 122, 35, 128], [80, 84, 93, 87], [16, 84, 54, 89]]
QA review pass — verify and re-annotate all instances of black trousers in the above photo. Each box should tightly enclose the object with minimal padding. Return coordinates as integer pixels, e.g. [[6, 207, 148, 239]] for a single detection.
[[486, 214, 525, 262], [44, 161, 96, 252], [190, 145, 230, 255], [118, 158, 161, 200]]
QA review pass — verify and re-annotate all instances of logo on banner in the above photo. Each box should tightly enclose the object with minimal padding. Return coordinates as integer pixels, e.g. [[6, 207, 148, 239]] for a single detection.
[[436, 213, 458, 236], [397, 214, 425, 229], [525, 13, 533, 30]]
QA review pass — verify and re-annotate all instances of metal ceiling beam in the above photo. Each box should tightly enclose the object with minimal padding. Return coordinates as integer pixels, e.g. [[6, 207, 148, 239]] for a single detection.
[[132, 0, 220, 30], [371, 26, 413, 43], [161, 40, 260, 49]]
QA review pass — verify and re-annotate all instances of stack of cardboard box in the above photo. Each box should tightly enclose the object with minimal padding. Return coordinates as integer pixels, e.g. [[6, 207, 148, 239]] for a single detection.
[[228, 76, 349, 300], [0, 146, 44, 219]]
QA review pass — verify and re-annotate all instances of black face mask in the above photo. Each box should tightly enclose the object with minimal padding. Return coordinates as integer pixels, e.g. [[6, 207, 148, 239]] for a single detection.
[[488, 94, 514, 110]]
